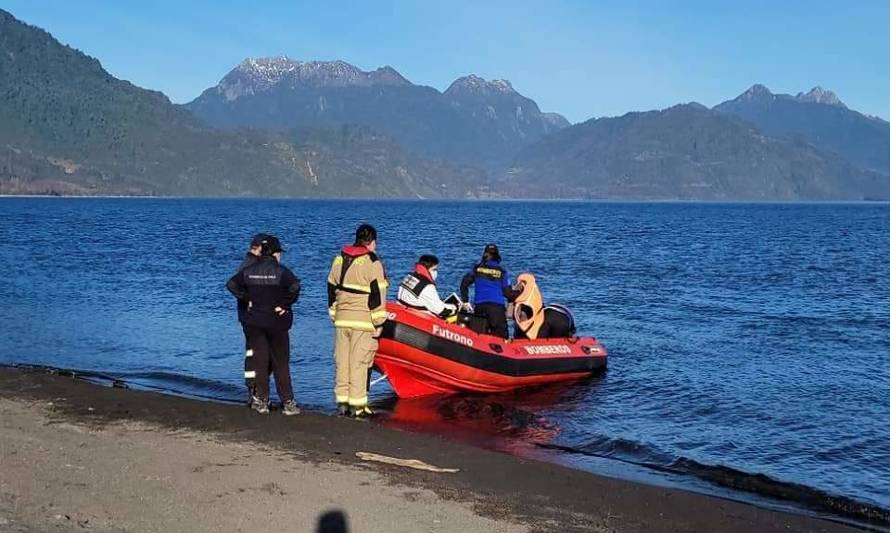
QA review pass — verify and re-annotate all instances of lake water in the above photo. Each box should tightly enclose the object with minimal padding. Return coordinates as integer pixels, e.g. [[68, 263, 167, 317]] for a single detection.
[[1, 198, 888, 525]]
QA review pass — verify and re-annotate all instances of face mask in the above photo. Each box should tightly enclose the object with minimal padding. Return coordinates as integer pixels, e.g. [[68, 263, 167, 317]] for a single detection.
[[430, 269, 438, 281]]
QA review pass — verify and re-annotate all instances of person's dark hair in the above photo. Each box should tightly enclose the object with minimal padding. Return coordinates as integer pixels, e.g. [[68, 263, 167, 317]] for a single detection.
[[354, 224, 377, 246], [481, 243, 501, 263], [418, 254, 439, 269]]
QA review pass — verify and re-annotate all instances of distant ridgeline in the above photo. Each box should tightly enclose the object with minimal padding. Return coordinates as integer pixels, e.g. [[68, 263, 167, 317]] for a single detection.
[[0, 10, 485, 198], [505, 102, 889, 200], [186, 58, 569, 169], [1, 7, 888, 199]]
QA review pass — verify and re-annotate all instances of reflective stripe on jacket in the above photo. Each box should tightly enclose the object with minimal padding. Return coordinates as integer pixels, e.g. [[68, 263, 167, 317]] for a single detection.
[[326, 245, 388, 331]]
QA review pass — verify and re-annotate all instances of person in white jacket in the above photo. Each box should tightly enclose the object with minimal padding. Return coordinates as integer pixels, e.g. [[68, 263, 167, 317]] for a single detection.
[[397, 255, 457, 318]]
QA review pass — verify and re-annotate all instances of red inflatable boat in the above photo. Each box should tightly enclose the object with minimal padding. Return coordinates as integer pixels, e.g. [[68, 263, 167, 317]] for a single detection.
[[375, 303, 607, 398]]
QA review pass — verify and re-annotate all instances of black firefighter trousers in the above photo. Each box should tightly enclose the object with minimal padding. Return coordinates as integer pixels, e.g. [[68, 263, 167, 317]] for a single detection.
[[243, 325, 274, 401], [476, 303, 508, 339], [243, 325, 294, 404]]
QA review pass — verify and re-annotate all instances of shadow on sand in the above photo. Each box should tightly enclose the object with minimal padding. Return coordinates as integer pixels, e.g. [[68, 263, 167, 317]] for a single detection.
[[317, 510, 349, 533]]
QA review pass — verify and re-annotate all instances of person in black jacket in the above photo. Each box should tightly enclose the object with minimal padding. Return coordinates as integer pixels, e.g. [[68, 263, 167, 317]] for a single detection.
[[236, 233, 269, 405], [226, 236, 301, 415], [513, 305, 577, 340]]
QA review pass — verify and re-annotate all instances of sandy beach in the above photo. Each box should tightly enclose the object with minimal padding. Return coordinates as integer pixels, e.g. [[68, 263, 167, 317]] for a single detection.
[[0, 368, 860, 532]]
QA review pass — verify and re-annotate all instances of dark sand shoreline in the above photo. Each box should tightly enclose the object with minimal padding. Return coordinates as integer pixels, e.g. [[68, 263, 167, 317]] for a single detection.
[[0, 367, 867, 532]]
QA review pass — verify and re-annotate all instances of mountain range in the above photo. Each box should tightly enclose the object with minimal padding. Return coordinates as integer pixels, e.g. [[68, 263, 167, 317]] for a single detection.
[[504, 103, 885, 200], [714, 84, 890, 175], [499, 84, 890, 199], [0, 9, 477, 197], [186, 57, 569, 167], [1, 7, 888, 200]]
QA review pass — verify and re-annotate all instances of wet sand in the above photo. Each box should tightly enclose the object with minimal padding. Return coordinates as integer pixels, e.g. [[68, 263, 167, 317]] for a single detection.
[[0, 368, 859, 532]]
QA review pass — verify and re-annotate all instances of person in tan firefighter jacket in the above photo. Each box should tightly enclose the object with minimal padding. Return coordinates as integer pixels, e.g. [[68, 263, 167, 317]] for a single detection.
[[327, 224, 388, 418]]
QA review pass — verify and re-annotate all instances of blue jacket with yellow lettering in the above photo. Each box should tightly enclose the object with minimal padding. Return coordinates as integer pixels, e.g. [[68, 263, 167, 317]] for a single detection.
[[460, 260, 514, 306]]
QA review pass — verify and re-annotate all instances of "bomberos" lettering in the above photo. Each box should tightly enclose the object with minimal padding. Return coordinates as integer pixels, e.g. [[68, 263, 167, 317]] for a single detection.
[[523, 345, 572, 355]]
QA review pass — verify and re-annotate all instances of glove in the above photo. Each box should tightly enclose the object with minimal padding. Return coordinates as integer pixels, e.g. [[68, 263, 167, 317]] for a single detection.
[[439, 304, 458, 319], [460, 302, 474, 313]]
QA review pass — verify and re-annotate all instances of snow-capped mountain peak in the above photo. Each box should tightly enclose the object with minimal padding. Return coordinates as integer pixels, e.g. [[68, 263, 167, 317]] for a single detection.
[[236, 56, 299, 79], [795, 86, 846, 107], [445, 74, 517, 97], [217, 57, 410, 101], [739, 84, 775, 101], [728, 84, 846, 109]]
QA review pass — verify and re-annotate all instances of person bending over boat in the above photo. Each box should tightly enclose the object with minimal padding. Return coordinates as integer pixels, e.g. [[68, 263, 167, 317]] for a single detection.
[[460, 244, 520, 338], [327, 224, 388, 418], [512, 273, 577, 340], [397, 255, 457, 318], [226, 236, 301, 416]]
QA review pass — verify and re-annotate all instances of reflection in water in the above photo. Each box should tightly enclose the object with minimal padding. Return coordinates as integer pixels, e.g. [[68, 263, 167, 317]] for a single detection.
[[378, 381, 596, 458], [376, 378, 890, 528]]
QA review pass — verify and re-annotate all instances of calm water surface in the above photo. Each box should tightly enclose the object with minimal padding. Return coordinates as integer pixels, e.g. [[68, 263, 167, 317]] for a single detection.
[[1, 198, 887, 524]]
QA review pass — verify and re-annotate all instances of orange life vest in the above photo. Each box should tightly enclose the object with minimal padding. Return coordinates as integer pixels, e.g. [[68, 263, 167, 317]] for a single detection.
[[512, 273, 545, 339]]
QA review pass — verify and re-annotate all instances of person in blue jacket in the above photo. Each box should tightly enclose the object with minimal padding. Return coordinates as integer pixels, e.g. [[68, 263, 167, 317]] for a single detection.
[[459, 244, 520, 338]]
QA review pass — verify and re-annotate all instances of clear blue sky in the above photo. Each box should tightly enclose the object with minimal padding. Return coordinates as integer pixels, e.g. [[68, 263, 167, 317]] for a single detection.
[[3, 0, 889, 123]]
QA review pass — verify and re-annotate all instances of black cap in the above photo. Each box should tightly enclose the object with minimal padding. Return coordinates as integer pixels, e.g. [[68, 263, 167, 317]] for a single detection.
[[260, 235, 285, 255], [250, 233, 270, 247]]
